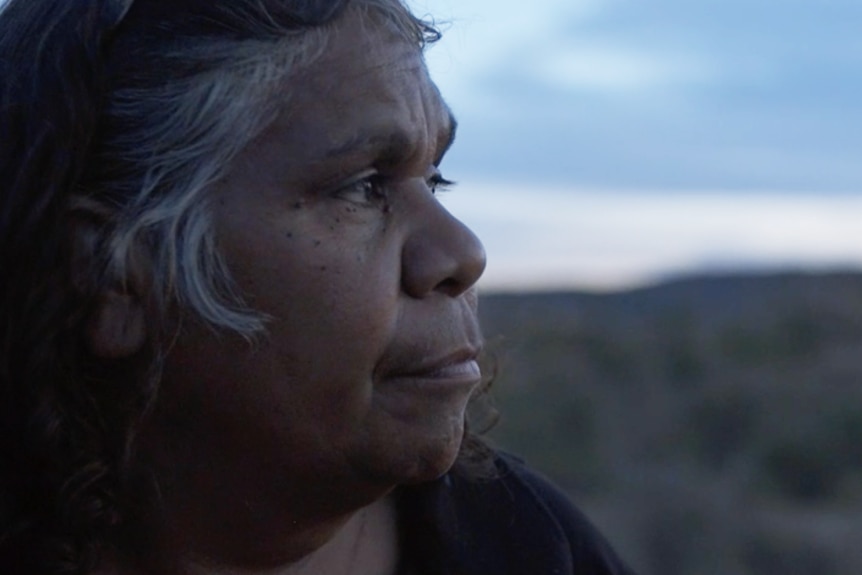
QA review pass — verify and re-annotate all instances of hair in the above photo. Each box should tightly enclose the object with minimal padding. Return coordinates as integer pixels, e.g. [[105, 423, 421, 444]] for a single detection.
[[0, 1, 453, 573]]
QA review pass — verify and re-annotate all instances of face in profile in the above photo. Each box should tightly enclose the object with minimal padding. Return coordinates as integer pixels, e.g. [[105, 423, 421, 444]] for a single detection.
[[144, 6, 487, 513]]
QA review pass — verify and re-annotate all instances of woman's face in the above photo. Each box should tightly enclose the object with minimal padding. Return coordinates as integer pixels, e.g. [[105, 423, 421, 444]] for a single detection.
[[152, 9, 486, 509]]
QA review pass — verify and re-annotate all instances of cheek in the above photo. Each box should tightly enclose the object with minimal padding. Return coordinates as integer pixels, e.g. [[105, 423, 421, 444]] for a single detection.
[[215, 195, 405, 364], [226, 214, 402, 360], [221, 202, 392, 290], [283, 240, 401, 363]]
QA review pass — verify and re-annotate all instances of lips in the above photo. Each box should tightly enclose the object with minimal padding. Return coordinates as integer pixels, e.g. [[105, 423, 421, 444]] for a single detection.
[[378, 345, 483, 389]]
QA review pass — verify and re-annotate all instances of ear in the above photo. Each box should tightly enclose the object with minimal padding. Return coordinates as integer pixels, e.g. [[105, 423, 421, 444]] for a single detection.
[[71, 212, 149, 359], [86, 289, 147, 359]]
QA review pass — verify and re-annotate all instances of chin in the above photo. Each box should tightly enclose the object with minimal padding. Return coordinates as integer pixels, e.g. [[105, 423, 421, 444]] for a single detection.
[[351, 417, 467, 486], [399, 435, 465, 485]]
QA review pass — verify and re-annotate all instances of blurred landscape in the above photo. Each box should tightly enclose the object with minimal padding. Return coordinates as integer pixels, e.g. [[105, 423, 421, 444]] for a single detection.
[[477, 270, 862, 575]]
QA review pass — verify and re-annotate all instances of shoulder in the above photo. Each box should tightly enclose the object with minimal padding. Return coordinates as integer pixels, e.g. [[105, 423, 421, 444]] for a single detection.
[[489, 452, 637, 575], [398, 450, 638, 575]]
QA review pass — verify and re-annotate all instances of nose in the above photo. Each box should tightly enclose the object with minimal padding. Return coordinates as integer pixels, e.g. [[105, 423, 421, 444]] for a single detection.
[[401, 197, 486, 299]]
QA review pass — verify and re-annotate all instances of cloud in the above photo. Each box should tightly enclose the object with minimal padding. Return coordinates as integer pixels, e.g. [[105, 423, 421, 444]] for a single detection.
[[414, 0, 601, 101], [420, 0, 862, 193], [440, 182, 862, 291], [528, 46, 712, 93]]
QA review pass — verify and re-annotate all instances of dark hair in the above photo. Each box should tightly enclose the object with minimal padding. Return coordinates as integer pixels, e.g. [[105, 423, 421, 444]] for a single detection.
[[0, 1, 448, 573]]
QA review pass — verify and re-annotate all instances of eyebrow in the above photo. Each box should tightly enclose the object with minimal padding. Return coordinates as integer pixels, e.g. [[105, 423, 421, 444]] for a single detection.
[[326, 108, 458, 167]]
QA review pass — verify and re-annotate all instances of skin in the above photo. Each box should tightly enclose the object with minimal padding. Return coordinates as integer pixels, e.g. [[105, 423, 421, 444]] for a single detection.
[[126, 8, 486, 574]]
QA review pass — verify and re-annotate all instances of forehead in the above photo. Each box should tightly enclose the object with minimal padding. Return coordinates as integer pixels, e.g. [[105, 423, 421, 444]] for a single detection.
[[244, 9, 450, 176]]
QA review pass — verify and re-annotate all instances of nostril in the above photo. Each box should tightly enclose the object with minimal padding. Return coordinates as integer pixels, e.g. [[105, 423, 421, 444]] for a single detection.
[[436, 277, 463, 298], [401, 207, 486, 299]]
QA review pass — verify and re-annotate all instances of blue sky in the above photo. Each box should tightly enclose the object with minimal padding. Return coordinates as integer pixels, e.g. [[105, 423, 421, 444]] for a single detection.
[[408, 0, 862, 290], [413, 0, 862, 193]]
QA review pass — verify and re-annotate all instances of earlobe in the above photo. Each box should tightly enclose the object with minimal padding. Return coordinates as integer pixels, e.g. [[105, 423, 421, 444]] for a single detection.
[[86, 290, 147, 359]]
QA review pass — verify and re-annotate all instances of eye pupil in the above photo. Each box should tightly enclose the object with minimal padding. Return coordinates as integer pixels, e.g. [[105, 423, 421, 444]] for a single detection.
[[353, 175, 386, 205], [333, 172, 388, 207], [362, 178, 382, 200]]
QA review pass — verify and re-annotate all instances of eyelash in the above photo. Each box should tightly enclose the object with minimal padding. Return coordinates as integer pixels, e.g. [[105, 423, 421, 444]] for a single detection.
[[428, 172, 456, 195], [336, 171, 455, 207]]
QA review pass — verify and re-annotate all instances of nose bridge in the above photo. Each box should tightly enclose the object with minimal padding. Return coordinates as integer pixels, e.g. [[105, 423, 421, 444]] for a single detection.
[[401, 194, 486, 299]]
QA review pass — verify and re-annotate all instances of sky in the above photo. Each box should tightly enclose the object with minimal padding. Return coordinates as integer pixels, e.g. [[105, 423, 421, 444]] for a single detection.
[[407, 0, 862, 291], [2, 0, 859, 291]]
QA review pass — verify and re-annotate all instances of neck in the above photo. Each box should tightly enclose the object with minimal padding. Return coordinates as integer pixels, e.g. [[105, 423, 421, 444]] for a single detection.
[[127, 419, 402, 571], [106, 495, 400, 575], [112, 440, 401, 574], [190, 495, 400, 575], [161, 472, 397, 571]]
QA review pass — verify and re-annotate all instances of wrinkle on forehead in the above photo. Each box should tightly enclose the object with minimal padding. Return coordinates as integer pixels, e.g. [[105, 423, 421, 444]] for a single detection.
[[324, 82, 448, 172], [306, 59, 440, 151], [235, 8, 451, 184], [325, 106, 455, 166]]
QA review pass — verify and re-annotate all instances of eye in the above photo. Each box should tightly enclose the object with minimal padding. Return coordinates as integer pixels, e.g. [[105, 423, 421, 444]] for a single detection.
[[334, 171, 388, 207], [428, 171, 455, 195]]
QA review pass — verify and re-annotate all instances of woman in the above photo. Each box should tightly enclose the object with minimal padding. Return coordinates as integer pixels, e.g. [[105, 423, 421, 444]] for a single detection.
[[0, 0, 636, 573]]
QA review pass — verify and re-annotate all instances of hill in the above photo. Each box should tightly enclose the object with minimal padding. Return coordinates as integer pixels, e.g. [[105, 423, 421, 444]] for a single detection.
[[477, 271, 862, 575]]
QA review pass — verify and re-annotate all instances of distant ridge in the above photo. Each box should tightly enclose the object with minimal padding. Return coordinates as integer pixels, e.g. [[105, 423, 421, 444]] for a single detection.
[[480, 270, 862, 332], [477, 269, 862, 575]]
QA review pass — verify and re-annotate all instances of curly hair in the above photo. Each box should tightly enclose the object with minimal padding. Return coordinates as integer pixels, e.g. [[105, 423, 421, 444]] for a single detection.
[[0, 1, 452, 573]]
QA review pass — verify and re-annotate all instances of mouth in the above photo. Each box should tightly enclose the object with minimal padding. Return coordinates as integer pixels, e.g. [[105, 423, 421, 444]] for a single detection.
[[381, 346, 483, 391]]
